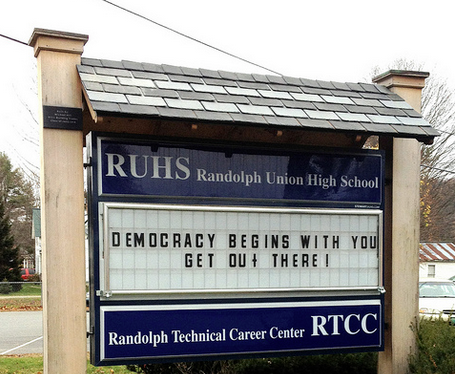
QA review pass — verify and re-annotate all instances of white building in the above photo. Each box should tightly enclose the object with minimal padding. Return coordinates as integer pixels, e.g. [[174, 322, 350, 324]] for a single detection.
[[32, 208, 41, 275], [419, 243, 455, 280]]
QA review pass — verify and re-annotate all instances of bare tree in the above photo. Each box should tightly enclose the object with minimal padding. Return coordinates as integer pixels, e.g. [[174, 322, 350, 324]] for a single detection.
[[372, 60, 455, 242], [417, 66, 455, 241], [12, 64, 40, 185], [5, 60, 41, 207]]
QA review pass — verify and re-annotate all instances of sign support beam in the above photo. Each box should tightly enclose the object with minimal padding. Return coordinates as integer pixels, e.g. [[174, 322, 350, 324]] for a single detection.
[[29, 29, 88, 374], [375, 71, 428, 374]]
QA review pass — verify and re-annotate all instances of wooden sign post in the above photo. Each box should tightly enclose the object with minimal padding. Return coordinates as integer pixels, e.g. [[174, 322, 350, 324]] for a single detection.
[[29, 29, 88, 374]]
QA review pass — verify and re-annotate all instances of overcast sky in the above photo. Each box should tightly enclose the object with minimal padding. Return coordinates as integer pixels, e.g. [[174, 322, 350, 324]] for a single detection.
[[1, 0, 454, 173]]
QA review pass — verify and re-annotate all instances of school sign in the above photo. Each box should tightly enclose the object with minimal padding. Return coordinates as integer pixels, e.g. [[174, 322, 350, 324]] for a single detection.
[[31, 29, 434, 374], [87, 133, 384, 365]]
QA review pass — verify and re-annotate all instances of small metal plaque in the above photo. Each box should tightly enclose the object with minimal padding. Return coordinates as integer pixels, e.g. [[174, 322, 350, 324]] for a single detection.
[[43, 105, 83, 130]]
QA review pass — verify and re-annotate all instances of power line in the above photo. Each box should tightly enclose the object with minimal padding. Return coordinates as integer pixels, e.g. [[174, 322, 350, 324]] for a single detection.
[[437, 128, 455, 137], [101, 0, 283, 76], [421, 164, 455, 175], [0, 33, 28, 46]]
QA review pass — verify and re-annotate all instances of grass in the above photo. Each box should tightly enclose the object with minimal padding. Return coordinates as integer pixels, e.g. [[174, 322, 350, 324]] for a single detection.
[[0, 354, 43, 374], [0, 355, 132, 373], [10, 283, 42, 297]]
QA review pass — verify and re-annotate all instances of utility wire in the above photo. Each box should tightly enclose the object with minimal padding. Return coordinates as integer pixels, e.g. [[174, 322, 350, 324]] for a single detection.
[[437, 128, 455, 137], [421, 164, 455, 175], [0, 33, 28, 46], [4, 17, 455, 178], [101, 0, 283, 76]]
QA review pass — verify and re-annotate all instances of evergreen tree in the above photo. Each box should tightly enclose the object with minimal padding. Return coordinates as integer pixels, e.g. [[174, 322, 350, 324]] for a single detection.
[[0, 198, 21, 284], [0, 152, 36, 266]]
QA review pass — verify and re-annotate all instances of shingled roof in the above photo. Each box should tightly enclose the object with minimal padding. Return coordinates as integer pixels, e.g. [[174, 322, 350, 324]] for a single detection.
[[77, 58, 439, 144]]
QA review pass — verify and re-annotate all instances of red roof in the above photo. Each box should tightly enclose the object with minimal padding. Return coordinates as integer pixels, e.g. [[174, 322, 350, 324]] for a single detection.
[[419, 243, 455, 262]]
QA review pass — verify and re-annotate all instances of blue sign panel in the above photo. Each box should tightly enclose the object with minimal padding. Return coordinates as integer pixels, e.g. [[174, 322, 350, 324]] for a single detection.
[[97, 138, 383, 206], [101, 300, 382, 363]]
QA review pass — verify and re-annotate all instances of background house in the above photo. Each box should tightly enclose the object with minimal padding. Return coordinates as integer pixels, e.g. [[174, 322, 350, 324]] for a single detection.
[[419, 243, 455, 280], [32, 208, 41, 275]]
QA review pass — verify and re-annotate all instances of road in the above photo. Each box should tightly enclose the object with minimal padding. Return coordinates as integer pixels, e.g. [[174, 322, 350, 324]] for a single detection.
[[0, 311, 43, 355], [0, 311, 90, 355]]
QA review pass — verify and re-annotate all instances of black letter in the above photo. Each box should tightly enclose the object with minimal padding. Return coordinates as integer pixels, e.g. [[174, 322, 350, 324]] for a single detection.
[[185, 253, 192, 267], [149, 233, 157, 247], [229, 234, 236, 248], [160, 233, 169, 247], [112, 232, 120, 247], [195, 234, 204, 248], [300, 235, 310, 248], [134, 233, 145, 247]]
